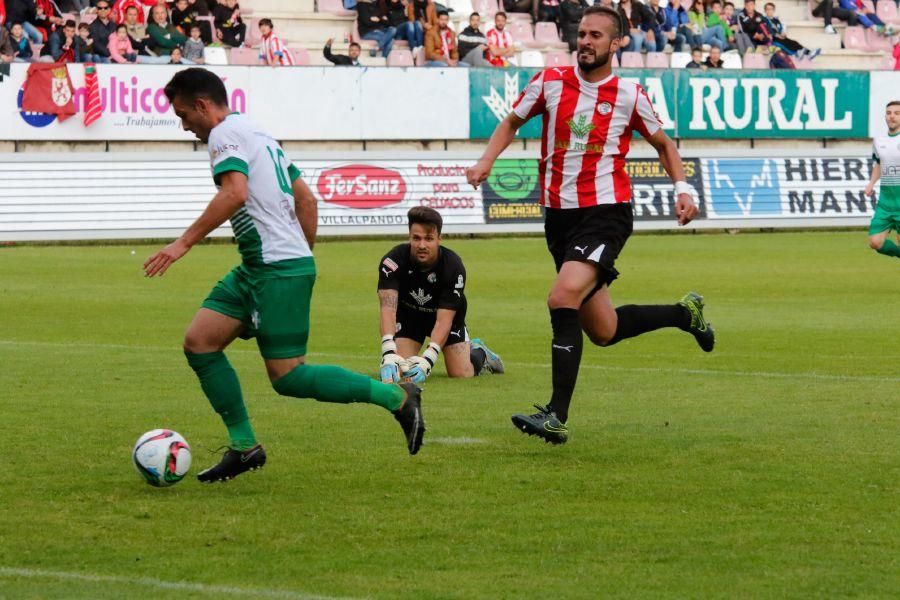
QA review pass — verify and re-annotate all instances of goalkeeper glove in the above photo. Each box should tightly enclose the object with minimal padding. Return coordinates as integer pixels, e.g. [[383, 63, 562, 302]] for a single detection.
[[380, 335, 405, 383], [403, 342, 440, 384]]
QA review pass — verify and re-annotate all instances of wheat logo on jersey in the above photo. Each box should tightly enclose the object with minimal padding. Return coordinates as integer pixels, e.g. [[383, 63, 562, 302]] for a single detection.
[[597, 102, 612, 116], [427, 272, 437, 283], [410, 288, 433, 306], [382, 257, 398, 277], [567, 114, 596, 139], [316, 164, 407, 209]]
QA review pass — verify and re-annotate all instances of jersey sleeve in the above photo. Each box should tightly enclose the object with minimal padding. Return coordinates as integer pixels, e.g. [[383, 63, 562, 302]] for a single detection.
[[511, 70, 546, 121], [437, 254, 466, 311], [377, 246, 405, 292], [208, 122, 250, 185], [873, 141, 881, 164], [629, 84, 663, 139]]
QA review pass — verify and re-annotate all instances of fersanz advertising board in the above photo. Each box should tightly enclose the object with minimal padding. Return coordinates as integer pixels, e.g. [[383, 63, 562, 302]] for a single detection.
[[0, 64, 885, 142], [0, 150, 879, 241]]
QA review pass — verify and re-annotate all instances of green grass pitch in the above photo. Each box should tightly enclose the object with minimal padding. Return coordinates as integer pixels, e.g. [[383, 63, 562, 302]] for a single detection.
[[1, 231, 898, 599]]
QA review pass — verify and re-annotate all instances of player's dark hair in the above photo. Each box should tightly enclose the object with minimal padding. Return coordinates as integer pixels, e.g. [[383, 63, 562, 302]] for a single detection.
[[259, 18, 274, 28], [496, 11, 507, 18], [888, 101, 900, 109], [349, 42, 361, 49], [408, 207, 443, 234], [164, 68, 229, 107], [470, 11, 479, 17], [582, 5, 625, 38]]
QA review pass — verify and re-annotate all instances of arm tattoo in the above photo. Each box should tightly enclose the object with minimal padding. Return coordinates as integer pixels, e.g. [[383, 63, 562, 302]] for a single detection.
[[378, 290, 398, 309]]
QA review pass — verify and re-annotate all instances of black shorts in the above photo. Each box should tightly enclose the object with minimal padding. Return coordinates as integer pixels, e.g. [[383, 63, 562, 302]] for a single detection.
[[395, 306, 469, 348], [544, 203, 633, 296]]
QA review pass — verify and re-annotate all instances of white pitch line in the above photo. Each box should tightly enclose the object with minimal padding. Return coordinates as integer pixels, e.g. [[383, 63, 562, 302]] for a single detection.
[[427, 437, 488, 445], [0, 566, 360, 600], [2, 339, 899, 384]]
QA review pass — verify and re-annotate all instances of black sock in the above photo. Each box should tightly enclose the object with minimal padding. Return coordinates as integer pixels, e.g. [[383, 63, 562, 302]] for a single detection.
[[548, 308, 583, 423], [606, 304, 691, 346], [470, 347, 487, 375]]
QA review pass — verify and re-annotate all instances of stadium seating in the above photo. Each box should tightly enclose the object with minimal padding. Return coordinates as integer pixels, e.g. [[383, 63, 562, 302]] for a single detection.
[[413, 46, 426, 66], [318, 0, 357, 17], [721, 51, 742, 69], [842, 26, 869, 51], [519, 50, 545, 67], [288, 47, 311, 65], [544, 50, 571, 67], [386, 48, 414, 66], [742, 52, 769, 69], [875, 0, 899, 24], [203, 46, 230, 65], [509, 21, 538, 47], [865, 28, 894, 52], [230, 47, 262, 65], [471, 0, 499, 20], [534, 22, 568, 49], [669, 51, 692, 69], [645, 52, 669, 68], [619, 51, 645, 68]]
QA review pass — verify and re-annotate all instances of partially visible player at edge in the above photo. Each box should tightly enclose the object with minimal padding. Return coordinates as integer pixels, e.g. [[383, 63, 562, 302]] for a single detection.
[[143, 68, 425, 482], [466, 5, 715, 445], [864, 100, 900, 260]]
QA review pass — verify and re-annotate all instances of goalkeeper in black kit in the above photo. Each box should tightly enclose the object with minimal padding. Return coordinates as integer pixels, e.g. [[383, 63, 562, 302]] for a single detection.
[[377, 207, 504, 383]]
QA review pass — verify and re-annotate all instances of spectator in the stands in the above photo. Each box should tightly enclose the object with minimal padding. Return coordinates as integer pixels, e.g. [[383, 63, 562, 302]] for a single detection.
[[664, 0, 699, 50], [323, 37, 361, 65], [538, 0, 561, 29], [213, 0, 246, 47], [44, 18, 82, 62], [457, 11, 491, 66], [5, 0, 44, 43], [811, 0, 857, 34], [111, 0, 154, 25], [763, 2, 820, 59], [148, 4, 188, 55], [186, 0, 213, 43], [703, 44, 723, 66], [388, 0, 421, 51], [78, 21, 95, 61], [109, 23, 138, 62], [705, 0, 738, 50], [424, 10, 462, 66], [169, 45, 187, 63], [559, 0, 588, 52], [258, 18, 294, 65], [409, 0, 437, 43], [618, 0, 655, 52], [183, 23, 205, 62], [356, 0, 395, 57], [123, 5, 151, 54], [738, 0, 771, 50], [0, 24, 13, 62], [837, 0, 887, 32], [32, 0, 63, 42], [89, 1, 117, 62], [685, 46, 704, 67], [502, 0, 533, 14], [723, 1, 753, 53], [486, 11, 515, 66], [171, 0, 194, 32], [893, 39, 899, 70], [688, 0, 726, 49], [8, 22, 33, 60]]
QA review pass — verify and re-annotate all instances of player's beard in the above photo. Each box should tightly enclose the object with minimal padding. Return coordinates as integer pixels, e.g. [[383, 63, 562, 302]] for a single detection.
[[577, 43, 612, 73]]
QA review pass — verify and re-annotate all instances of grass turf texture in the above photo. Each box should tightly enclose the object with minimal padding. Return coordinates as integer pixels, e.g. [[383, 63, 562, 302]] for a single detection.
[[1, 231, 898, 599]]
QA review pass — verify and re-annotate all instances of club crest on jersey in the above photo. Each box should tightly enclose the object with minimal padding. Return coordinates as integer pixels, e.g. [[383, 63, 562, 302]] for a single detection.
[[597, 102, 612, 116], [427, 272, 437, 283], [410, 288, 432, 306], [567, 114, 595, 139]]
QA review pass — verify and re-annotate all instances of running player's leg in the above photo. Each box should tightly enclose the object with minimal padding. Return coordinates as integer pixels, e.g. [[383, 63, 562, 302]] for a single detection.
[[261, 275, 424, 454], [186, 273, 258, 453], [867, 202, 900, 257], [580, 286, 699, 347]]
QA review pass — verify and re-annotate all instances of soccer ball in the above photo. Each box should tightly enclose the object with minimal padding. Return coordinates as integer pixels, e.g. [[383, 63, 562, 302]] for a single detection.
[[132, 429, 192, 487]]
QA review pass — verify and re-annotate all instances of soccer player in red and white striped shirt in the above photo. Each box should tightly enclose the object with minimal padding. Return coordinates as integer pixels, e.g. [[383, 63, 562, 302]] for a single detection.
[[258, 18, 295, 66], [486, 12, 515, 67], [467, 5, 715, 445]]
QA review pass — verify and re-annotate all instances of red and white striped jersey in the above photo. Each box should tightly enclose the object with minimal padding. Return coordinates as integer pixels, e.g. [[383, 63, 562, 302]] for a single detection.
[[511, 67, 662, 209], [259, 33, 294, 66], [486, 27, 513, 67]]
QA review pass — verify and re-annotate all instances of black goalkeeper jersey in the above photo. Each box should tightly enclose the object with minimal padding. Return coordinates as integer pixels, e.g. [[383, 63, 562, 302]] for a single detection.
[[377, 244, 467, 319]]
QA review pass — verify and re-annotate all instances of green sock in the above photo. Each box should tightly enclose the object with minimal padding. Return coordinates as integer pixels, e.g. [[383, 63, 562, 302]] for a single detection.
[[877, 239, 900, 258], [185, 351, 257, 450], [272, 363, 404, 412]]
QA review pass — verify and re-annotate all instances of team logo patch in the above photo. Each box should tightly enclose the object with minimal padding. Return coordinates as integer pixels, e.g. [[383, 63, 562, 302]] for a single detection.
[[597, 102, 612, 115], [427, 272, 437, 283], [382, 258, 398, 272]]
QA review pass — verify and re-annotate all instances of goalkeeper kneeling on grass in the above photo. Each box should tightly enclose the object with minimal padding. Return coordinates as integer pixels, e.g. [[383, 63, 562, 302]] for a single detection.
[[377, 206, 505, 384]]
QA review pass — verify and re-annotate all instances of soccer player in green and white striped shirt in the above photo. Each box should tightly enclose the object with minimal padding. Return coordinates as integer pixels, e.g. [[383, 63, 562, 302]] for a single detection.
[[144, 69, 425, 482], [865, 100, 900, 260]]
